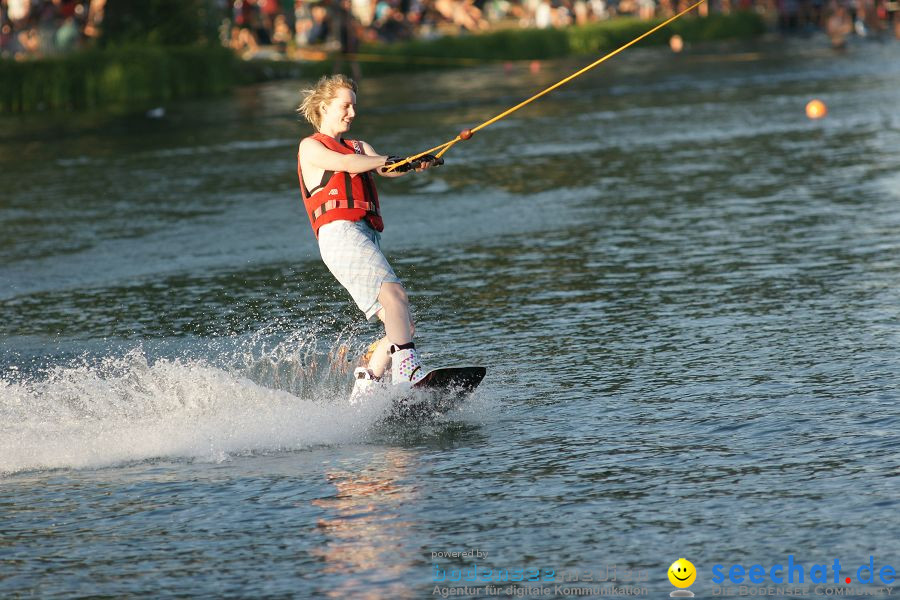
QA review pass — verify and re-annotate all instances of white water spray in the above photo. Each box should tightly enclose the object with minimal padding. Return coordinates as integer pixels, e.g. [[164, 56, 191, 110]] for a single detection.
[[0, 347, 390, 476]]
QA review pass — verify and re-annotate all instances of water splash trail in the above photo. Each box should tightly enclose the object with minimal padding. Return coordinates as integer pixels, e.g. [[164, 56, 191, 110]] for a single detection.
[[0, 338, 387, 476]]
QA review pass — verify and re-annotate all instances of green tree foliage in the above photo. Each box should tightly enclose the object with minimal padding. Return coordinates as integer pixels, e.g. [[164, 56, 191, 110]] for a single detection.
[[101, 0, 223, 46], [0, 45, 235, 112]]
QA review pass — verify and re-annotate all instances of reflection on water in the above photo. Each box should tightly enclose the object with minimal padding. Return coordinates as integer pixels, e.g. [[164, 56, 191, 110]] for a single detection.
[[312, 449, 419, 599]]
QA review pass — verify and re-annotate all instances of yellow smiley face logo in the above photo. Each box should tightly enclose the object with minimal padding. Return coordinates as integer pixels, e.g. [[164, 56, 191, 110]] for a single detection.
[[668, 558, 697, 588]]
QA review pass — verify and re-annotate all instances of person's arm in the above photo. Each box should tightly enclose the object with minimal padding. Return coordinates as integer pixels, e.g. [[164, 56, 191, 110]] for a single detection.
[[361, 141, 443, 178], [361, 141, 408, 178], [300, 137, 387, 174]]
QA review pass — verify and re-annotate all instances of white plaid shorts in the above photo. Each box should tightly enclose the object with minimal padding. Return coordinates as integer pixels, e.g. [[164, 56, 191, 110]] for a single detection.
[[318, 220, 401, 321]]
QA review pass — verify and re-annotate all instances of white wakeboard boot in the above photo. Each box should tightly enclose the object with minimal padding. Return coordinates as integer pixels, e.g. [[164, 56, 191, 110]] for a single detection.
[[390, 342, 427, 385], [349, 367, 380, 404]]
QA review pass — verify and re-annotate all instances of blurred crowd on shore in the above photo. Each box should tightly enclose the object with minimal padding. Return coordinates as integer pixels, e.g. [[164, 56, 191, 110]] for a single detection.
[[1, 0, 897, 61], [1, 0, 104, 58], [229, 0, 900, 58]]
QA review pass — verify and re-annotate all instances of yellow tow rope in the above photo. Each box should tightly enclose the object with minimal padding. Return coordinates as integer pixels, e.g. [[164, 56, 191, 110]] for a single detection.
[[386, 0, 708, 171]]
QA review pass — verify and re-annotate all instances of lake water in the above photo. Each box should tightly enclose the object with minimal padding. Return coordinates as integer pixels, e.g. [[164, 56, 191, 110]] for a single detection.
[[1, 36, 899, 598]]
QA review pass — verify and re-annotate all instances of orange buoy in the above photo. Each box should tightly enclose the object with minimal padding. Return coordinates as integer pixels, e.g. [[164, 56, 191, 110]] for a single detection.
[[529, 60, 541, 74], [459, 129, 474, 140], [806, 99, 827, 119], [669, 34, 684, 52]]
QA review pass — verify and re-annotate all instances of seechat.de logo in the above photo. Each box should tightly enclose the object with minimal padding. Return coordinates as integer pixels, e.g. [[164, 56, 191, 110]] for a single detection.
[[711, 555, 896, 586]]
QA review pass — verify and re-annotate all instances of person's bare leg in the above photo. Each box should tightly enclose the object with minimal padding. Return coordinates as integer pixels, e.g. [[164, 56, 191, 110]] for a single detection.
[[367, 335, 392, 378], [378, 282, 413, 343], [367, 283, 416, 378]]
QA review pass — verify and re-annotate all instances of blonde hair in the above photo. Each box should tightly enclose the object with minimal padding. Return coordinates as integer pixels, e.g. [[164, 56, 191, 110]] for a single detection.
[[297, 75, 358, 131]]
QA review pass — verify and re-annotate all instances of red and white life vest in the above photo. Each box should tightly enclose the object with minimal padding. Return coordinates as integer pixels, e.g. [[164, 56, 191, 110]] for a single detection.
[[298, 132, 383, 238]]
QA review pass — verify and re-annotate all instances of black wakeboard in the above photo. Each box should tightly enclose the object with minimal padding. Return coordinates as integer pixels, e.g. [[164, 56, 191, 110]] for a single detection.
[[389, 366, 486, 421]]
